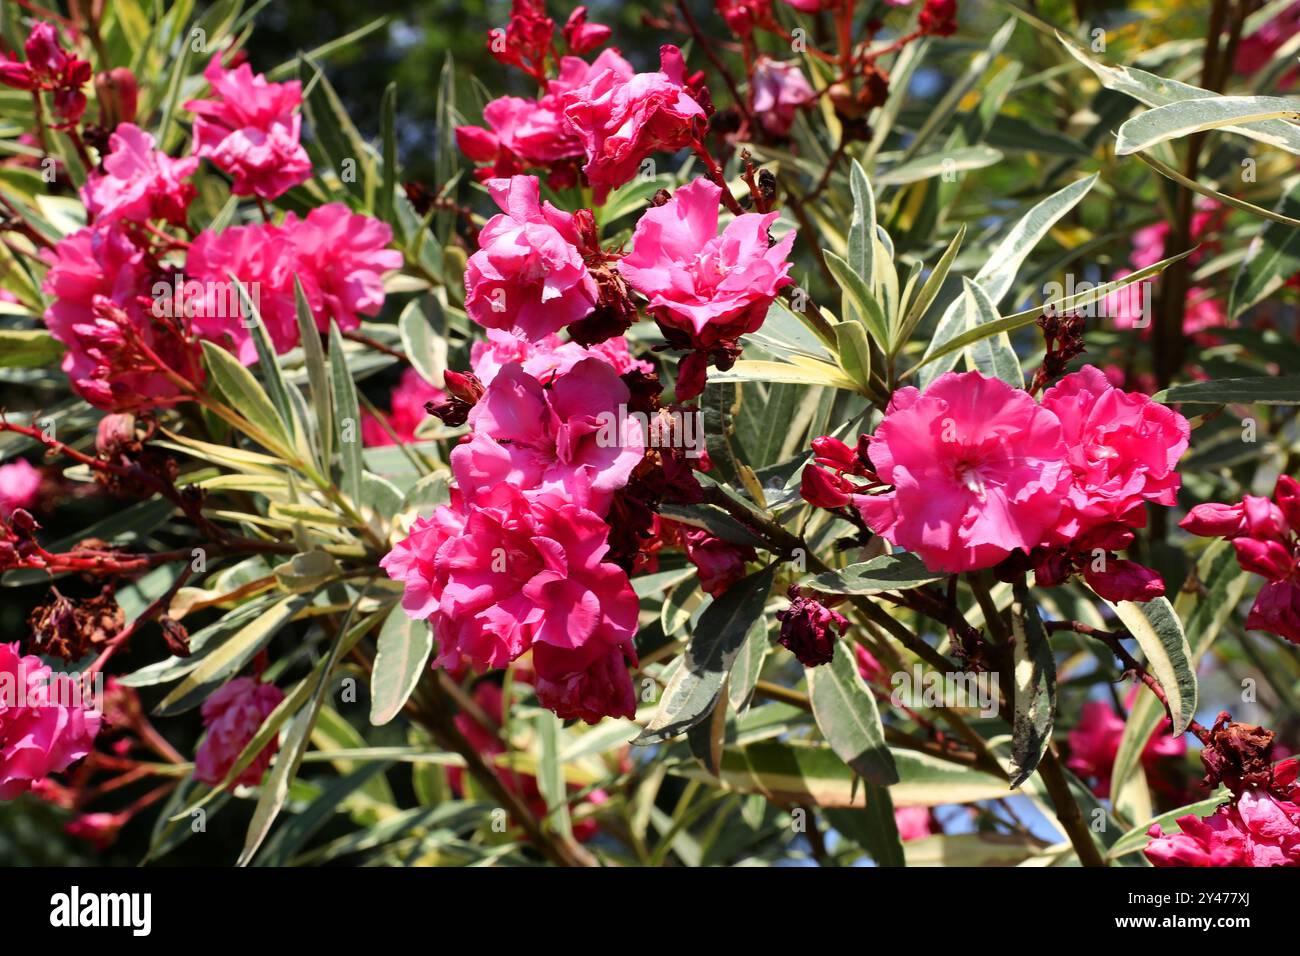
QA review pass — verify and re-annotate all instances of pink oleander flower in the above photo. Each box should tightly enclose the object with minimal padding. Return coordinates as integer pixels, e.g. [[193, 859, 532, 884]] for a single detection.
[[65, 810, 131, 850], [1040, 365, 1189, 541], [1235, 2, 1300, 77], [679, 526, 756, 597], [469, 328, 651, 386], [918, 0, 959, 35], [194, 676, 285, 789], [751, 57, 815, 138], [1066, 693, 1186, 798], [0, 23, 91, 125], [183, 53, 312, 200], [562, 45, 708, 202], [0, 642, 102, 800], [464, 175, 598, 341], [185, 202, 400, 361], [42, 225, 201, 410], [562, 7, 612, 55], [1145, 761, 1300, 867], [717, 0, 773, 34], [362, 367, 444, 446], [782, 0, 835, 11], [452, 358, 645, 515], [0, 460, 41, 517], [81, 124, 198, 226], [456, 52, 634, 184], [380, 484, 639, 684], [895, 806, 933, 841], [618, 177, 794, 399], [489, 0, 555, 78], [857, 371, 1068, 573], [533, 640, 637, 724], [800, 464, 855, 509], [1182, 477, 1300, 644], [776, 586, 847, 667]]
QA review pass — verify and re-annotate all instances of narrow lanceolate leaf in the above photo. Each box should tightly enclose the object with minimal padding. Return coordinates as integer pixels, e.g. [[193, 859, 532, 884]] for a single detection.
[[1008, 582, 1056, 789], [826, 251, 889, 349], [895, 224, 965, 351], [1115, 95, 1300, 155], [0, 329, 63, 368], [823, 785, 904, 867], [1113, 541, 1249, 800], [200, 340, 293, 454], [295, 277, 333, 468], [1058, 32, 1300, 155], [847, 159, 875, 293], [920, 175, 1096, 385], [369, 603, 434, 725], [807, 638, 899, 786], [633, 564, 776, 745], [1230, 179, 1300, 319], [833, 319, 873, 393], [232, 276, 301, 451], [1153, 375, 1300, 406], [536, 711, 573, 840], [328, 321, 364, 506], [1107, 597, 1197, 737], [156, 594, 307, 716], [959, 277, 1021, 387], [806, 553, 945, 595], [398, 298, 448, 388], [378, 81, 398, 226], [727, 619, 769, 713]]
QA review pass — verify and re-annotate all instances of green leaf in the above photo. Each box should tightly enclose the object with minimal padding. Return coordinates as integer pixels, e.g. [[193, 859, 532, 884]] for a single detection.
[[1106, 596, 1197, 736], [847, 159, 875, 287], [805, 553, 945, 595], [294, 277, 333, 468], [633, 564, 776, 745], [958, 277, 1022, 387], [709, 359, 858, 390], [1230, 178, 1300, 318], [156, 595, 307, 716], [903, 832, 1045, 866], [1112, 541, 1248, 803], [328, 321, 364, 506], [1154, 375, 1300, 405], [833, 319, 874, 392], [253, 761, 394, 867], [823, 786, 904, 866], [895, 223, 965, 350], [1058, 32, 1300, 155], [536, 711, 573, 840], [398, 297, 447, 389], [728, 619, 769, 713], [377, 81, 398, 226], [875, 145, 1003, 186], [0, 329, 63, 368], [200, 340, 292, 454], [369, 603, 433, 726], [1008, 582, 1056, 788], [826, 250, 889, 345], [1116, 95, 1300, 155], [920, 174, 1096, 384], [807, 638, 899, 786], [232, 276, 302, 454], [299, 55, 374, 203]]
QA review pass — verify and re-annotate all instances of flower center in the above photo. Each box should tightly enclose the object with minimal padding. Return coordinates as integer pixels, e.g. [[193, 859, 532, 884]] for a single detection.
[[954, 460, 986, 500]]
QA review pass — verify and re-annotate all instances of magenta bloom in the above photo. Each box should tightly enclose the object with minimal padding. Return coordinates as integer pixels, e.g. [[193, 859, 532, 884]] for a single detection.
[[1040, 365, 1189, 543], [0, 642, 101, 800], [1066, 693, 1186, 798], [82, 124, 198, 226], [1146, 761, 1300, 867], [619, 176, 794, 397], [1246, 581, 1300, 644], [380, 486, 639, 677], [0, 460, 41, 517], [776, 586, 848, 667], [470, 328, 650, 386], [363, 367, 444, 446], [453, 358, 645, 515], [194, 676, 285, 789], [186, 202, 400, 361], [183, 53, 312, 199], [682, 528, 756, 597], [532, 640, 636, 724], [857, 371, 1068, 573], [895, 806, 933, 841], [562, 45, 708, 202], [750, 57, 815, 138], [42, 226, 200, 410], [464, 176, 598, 341]]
